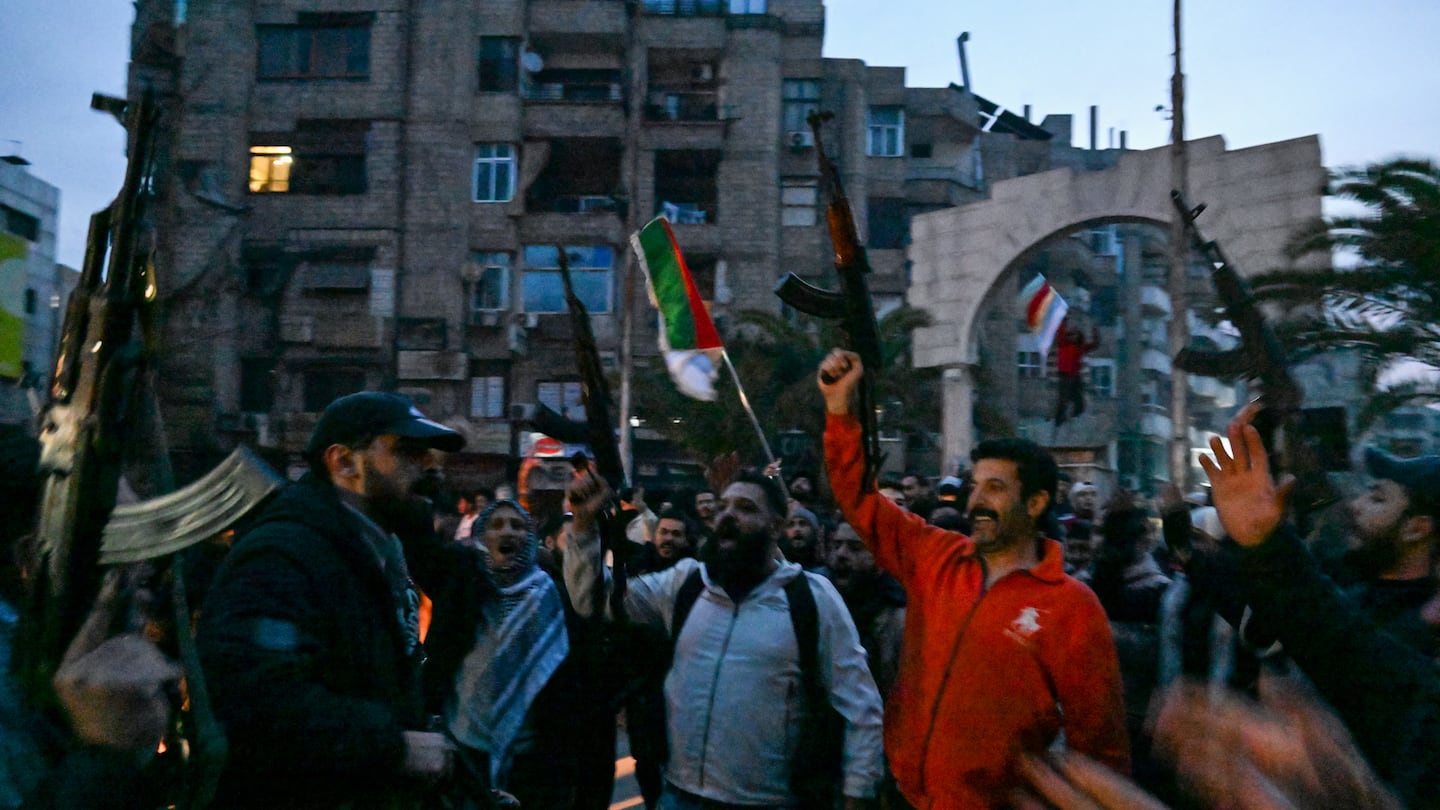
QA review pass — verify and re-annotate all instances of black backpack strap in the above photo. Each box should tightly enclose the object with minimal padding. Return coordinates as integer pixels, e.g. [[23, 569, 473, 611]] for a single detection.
[[785, 573, 821, 690], [671, 567, 706, 643]]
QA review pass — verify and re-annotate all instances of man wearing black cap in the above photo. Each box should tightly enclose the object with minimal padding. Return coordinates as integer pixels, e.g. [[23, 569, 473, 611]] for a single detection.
[[197, 392, 465, 810], [1338, 447, 1440, 657]]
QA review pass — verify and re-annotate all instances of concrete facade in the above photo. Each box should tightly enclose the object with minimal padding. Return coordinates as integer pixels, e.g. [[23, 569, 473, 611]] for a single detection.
[[908, 135, 1327, 470]]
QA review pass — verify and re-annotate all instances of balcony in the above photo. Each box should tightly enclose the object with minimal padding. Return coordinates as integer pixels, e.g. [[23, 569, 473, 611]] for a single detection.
[[523, 76, 623, 104], [1140, 284, 1171, 317], [1141, 347, 1172, 375], [645, 91, 729, 123], [642, 0, 723, 16], [1141, 410, 1173, 439]]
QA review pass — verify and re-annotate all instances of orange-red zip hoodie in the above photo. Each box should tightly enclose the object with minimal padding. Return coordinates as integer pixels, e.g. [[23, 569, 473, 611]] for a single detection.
[[826, 414, 1129, 809]]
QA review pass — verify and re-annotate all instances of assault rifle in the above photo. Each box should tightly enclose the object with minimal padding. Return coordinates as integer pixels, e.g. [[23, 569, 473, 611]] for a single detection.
[[1171, 191, 1337, 517], [775, 111, 885, 494], [554, 247, 627, 492]]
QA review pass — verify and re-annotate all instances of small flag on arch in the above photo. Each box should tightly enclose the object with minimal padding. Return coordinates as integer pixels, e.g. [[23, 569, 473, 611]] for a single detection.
[[631, 217, 725, 401], [1019, 274, 1069, 358]]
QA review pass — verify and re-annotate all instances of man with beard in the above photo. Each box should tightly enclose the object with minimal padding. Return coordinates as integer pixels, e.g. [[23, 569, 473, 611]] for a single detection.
[[826, 523, 906, 700], [626, 508, 697, 576], [784, 504, 827, 571], [693, 489, 719, 532], [197, 393, 463, 810], [564, 469, 884, 810], [818, 349, 1127, 809], [1337, 447, 1440, 657]]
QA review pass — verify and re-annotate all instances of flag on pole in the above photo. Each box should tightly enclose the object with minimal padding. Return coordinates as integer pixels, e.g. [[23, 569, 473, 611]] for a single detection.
[[631, 217, 724, 401], [1019, 274, 1069, 358]]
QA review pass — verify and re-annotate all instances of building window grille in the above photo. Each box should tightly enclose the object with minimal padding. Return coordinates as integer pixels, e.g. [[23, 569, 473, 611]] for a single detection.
[[470, 251, 511, 312], [473, 144, 517, 203], [477, 37, 520, 93], [866, 107, 904, 157], [257, 18, 371, 80], [781, 179, 817, 227], [522, 245, 612, 314]]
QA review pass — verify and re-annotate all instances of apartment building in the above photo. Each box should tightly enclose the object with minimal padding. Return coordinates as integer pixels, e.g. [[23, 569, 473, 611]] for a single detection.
[[130, 0, 1130, 486]]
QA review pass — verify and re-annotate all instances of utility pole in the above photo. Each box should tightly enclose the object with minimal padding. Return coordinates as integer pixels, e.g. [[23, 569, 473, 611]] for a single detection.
[[1167, 0, 1191, 488]]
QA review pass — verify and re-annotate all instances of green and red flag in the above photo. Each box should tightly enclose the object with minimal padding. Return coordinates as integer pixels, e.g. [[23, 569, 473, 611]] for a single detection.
[[630, 216, 724, 401]]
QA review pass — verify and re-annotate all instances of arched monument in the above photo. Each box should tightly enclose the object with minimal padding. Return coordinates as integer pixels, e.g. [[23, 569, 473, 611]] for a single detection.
[[907, 135, 1327, 467]]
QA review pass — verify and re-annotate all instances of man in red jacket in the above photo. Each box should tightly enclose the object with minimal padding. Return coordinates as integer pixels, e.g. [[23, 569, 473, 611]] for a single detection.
[[818, 349, 1128, 809], [1053, 320, 1100, 426]]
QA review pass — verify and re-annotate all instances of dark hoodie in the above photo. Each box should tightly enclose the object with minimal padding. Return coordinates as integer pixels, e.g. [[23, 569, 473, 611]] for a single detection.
[[196, 474, 427, 810]]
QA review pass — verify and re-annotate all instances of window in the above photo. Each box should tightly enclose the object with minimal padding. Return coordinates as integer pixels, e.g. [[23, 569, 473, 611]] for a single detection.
[[867, 197, 906, 249], [472, 144, 516, 203], [782, 80, 820, 134], [655, 150, 720, 223], [1018, 351, 1045, 379], [522, 245, 613, 313], [1, 205, 40, 241], [728, 0, 766, 14], [477, 37, 519, 92], [910, 143, 933, 158], [538, 380, 585, 420], [470, 251, 511, 312], [257, 16, 371, 80], [23, 288, 37, 315], [781, 179, 817, 227], [303, 368, 366, 412], [866, 107, 904, 157], [470, 375, 506, 420], [240, 358, 276, 413], [1085, 358, 1115, 398], [250, 120, 369, 195], [643, 0, 722, 16]]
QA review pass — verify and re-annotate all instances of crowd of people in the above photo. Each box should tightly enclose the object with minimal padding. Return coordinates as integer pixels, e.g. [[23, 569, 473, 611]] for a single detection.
[[3, 350, 1440, 809]]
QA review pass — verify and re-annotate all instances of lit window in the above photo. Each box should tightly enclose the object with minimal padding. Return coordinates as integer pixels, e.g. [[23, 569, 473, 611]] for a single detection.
[[249, 145, 293, 192], [473, 144, 516, 203], [866, 107, 904, 157], [522, 245, 612, 313]]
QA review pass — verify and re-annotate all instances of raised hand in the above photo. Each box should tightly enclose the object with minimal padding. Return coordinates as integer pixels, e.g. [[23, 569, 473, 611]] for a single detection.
[[817, 348, 863, 415], [1199, 401, 1295, 548], [566, 466, 612, 536]]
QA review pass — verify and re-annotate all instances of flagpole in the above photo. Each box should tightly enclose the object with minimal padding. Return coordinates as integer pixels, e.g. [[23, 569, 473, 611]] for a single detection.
[[720, 349, 789, 499]]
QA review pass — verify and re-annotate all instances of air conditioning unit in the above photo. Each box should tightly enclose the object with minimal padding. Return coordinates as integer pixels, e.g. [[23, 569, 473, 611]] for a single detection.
[[788, 130, 814, 149], [692, 63, 715, 82]]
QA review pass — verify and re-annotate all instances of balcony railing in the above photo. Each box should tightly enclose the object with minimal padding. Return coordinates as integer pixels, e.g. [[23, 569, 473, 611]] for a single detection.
[[643, 0, 722, 16], [523, 81, 623, 103], [645, 92, 720, 122]]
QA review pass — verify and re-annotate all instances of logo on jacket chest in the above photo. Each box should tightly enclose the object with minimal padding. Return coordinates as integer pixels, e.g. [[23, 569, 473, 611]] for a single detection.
[[1002, 606, 1047, 647]]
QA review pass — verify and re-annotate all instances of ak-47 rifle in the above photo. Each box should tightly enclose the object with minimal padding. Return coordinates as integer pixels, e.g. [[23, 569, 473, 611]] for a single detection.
[[775, 111, 885, 494], [19, 91, 165, 702], [1171, 191, 1337, 517], [554, 247, 627, 493]]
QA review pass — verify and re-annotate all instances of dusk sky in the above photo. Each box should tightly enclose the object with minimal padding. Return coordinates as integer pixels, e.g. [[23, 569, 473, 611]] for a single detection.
[[4, 1, 1439, 268]]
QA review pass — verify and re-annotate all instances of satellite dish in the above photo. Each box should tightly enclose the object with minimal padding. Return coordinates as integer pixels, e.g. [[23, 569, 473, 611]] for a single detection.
[[521, 49, 544, 73]]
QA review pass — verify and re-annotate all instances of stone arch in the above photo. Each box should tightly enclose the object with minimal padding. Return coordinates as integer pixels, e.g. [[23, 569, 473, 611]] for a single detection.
[[906, 135, 1326, 467]]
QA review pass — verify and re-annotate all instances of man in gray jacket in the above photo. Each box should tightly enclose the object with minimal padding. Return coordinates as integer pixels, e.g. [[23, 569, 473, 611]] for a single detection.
[[565, 469, 883, 809]]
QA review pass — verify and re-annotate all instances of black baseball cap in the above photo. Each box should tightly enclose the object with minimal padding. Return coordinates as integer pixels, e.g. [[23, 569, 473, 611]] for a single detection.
[[305, 392, 465, 456], [1364, 446, 1440, 517]]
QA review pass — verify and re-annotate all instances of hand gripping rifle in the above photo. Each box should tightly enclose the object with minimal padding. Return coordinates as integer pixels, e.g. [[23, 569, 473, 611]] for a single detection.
[[1171, 191, 1336, 518], [775, 111, 885, 494]]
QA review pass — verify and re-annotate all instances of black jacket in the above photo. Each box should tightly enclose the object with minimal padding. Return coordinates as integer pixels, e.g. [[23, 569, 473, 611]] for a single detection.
[[1238, 525, 1440, 807], [196, 475, 425, 810]]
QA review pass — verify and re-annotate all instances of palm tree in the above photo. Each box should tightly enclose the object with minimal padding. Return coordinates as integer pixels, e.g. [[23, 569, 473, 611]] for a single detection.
[[1249, 158, 1440, 424], [629, 305, 938, 472]]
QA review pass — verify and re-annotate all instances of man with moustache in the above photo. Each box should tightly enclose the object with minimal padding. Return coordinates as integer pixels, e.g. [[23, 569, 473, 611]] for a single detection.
[[1337, 447, 1440, 657], [626, 508, 698, 576], [826, 522, 906, 700], [564, 469, 884, 810], [197, 392, 464, 809], [784, 504, 827, 571], [818, 350, 1127, 809]]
